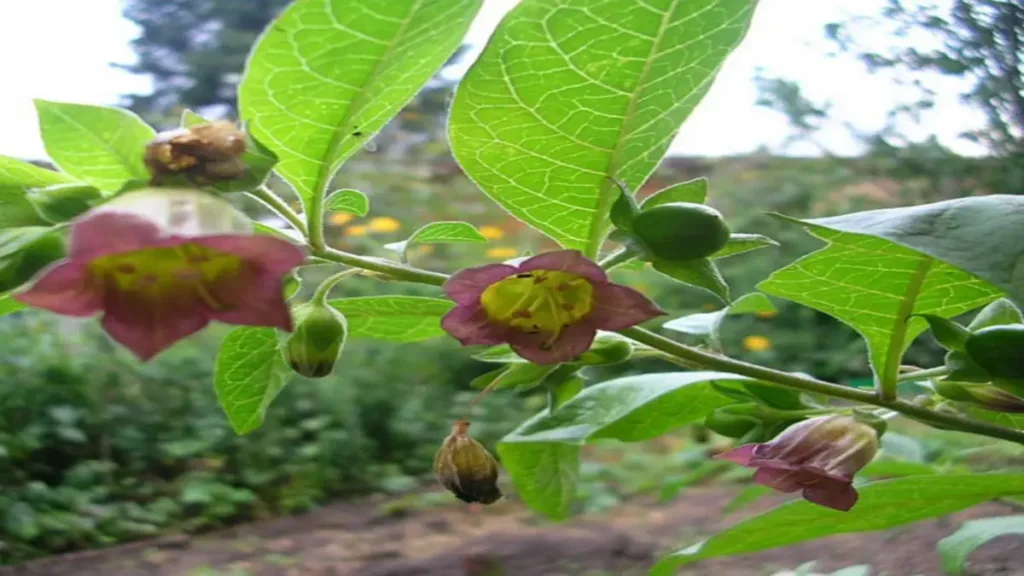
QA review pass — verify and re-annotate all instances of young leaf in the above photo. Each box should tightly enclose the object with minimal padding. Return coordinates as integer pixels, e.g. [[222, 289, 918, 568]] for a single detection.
[[937, 516, 1024, 576], [609, 178, 640, 230], [0, 156, 74, 188], [641, 178, 708, 209], [240, 0, 482, 205], [328, 296, 453, 342], [449, 0, 758, 254], [498, 371, 745, 519], [712, 233, 780, 259], [0, 297, 26, 318], [664, 293, 774, 337], [180, 109, 278, 193], [34, 100, 155, 191], [652, 257, 730, 303], [214, 327, 290, 435], [729, 292, 776, 315], [651, 474, 1024, 574], [759, 216, 1001, 390], [327, 188, 370, 217], [915, 314, 971, 351], [968, 298, 1023, 331], [384, 221, 486, 261]]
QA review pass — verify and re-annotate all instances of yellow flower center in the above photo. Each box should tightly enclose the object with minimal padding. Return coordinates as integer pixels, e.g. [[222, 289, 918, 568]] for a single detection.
[[89, 244, 242, 309], [480, 270, 594, 348]]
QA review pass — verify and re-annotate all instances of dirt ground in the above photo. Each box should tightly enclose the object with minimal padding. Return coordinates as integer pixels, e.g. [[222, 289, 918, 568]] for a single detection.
[[4, 487, 1023, 576]]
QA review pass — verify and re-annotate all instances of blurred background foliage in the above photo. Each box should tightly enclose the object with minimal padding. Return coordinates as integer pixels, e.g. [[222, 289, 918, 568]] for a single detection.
[[3, 0, 1023, 564]]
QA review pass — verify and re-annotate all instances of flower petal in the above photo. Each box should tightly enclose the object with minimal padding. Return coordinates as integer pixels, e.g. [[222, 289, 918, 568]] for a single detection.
[[518, 250, 607, 284], [193, 235, 306, 275], [69, 212, 164, 259], [715, 444, 757, 466], [14, 261, 100, 316], [508, 322, 597, 365], [443, 264, 517, 306], [803, 480, 859, 511], [753, 466, 817, 493], [588, 284, 665, 330], [100, 283, 210, 360], [441, 305, 508, 346], [207, 266, 293, 331]]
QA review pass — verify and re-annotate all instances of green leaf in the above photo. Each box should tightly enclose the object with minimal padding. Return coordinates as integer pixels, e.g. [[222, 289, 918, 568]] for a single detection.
[[34, 100, 155, 191], [664, 293, 774, 336], [804, 196, 1024, 309], [499, 371, 742, 519], [449, 0, 758, 254], [652, 474, 1024, 574], [879, 432, 926, 462], [214, 327, 290, 435], [0, 189, 50, 228], [240, 0, 482, 204], [328, 296, 453, 342], [712, 233, 780, 259], [758, 215, 1001, 388], [0, 156, 74, 188], [327, 188, 370, 217], [937, 516, 1024, 575], [652, 257, 730, 303], [5, 502, 40, 540], [968, 298, 1023, 331], [0, 296, 26, 317], [384, 221, 486, 261], [722, 483, 773, 515], [253, 222, 303, 243], [609, 179, 640, 231], [641, 178, 708, 209], [859, 459, 937, 479], [180, 109, 278, 193], [470, 363, 555, 391], [916, 314, 972, 351]]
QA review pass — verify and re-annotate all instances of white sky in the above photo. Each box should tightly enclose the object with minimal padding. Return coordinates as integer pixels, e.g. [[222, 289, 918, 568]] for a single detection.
[[0, 0, 987, 161]]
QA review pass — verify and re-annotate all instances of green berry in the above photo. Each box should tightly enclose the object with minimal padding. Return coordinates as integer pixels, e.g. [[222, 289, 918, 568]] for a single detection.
[[632, 202, 731, 262]]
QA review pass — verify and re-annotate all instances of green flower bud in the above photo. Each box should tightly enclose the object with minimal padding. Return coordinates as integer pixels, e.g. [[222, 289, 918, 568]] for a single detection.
[[573, 332, 633, 365], [964, 325, 1024, 379], [631, 202, 731, 262], [29, 184, 103, 223], [936, 380, 1024, 413], [0, 232, 65, 293], [434, 421, 502, 505], [284, 303, 347, 378]]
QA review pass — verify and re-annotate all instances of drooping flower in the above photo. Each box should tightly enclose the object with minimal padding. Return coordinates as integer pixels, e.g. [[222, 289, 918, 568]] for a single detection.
[[15, 187, 305, 360], [434, 420, 502, 505], [441, 250, 665, 364], [715, 415, 880, 511]]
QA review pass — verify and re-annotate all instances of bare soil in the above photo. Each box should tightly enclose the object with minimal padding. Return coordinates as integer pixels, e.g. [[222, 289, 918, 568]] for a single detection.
[[4, 488, 1023, 576]]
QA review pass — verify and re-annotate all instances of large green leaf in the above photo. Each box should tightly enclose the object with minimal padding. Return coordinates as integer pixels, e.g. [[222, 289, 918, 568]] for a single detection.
[[758, 215, 1001, 387], [239, 0, 481, 204], [806, 195, 1024, 306], [0, 156, 74, 188], [213, 327, 290, 435], [449, 0, 758, 254], [937, 515, 1024, 575], [34, 101, 155, 191], [499, 371, 742, 519], [329, 296, 452, 342], [652, 474, 1024, 575]]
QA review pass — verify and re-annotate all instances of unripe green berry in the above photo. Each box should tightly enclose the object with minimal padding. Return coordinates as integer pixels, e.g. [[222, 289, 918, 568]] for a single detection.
[[632, 202, 731, 262], [285, 303, 347, 378]]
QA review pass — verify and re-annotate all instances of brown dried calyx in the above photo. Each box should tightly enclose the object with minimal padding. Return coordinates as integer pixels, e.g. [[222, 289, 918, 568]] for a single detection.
[[434, 420, 502, 505], [144, 121, 246, 185]]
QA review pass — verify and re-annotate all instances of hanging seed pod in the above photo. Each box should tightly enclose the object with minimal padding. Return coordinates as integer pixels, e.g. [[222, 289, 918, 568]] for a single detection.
[[144, 120, 247, 186], [433, 421, 502, 505]]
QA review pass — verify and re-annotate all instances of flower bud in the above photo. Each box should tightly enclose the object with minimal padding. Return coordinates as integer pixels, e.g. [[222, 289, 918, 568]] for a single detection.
[[573, 332, 633, 365], [284, 303, 347, 378], [631, 202, 731, 262], [716, 415, 880, 511], [433, 421, 502, 505], [144, 120, 247, 186]]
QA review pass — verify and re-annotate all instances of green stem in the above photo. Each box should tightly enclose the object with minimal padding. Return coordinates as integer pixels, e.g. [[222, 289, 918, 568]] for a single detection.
[[880, 258, 933, 400], [598, 248, 636, 271], [307, 185, 327, 250], [314, 247, 447, 287], [897, 366, 951, 383], [249, 186, 307, 237], [311, 269, 360, 305], [620, 326, 1024, 445]]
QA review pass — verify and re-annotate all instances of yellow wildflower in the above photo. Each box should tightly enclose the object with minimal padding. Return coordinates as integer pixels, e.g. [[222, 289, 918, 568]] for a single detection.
[[485, 247, 519, 260], [411, 244, 436, 256], [344, 225, 368, 237], [329, 212, 354, 226], [368, 216, 401, 233], [756, 310, 778, 320], [478, 225, 506, 240], [743, 335, 772, 352]]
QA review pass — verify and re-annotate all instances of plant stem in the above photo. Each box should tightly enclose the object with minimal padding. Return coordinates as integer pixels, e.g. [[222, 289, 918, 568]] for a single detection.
[[880, 258, 933, 401], [308, 185, 327, 250], [620, 326, 1024, 445], [897, 366, 951, 382], [314, 247, 447, 287], [310, 269, 361, 305], [598, 248, 636, 271], [249, 186, 307, 237]]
